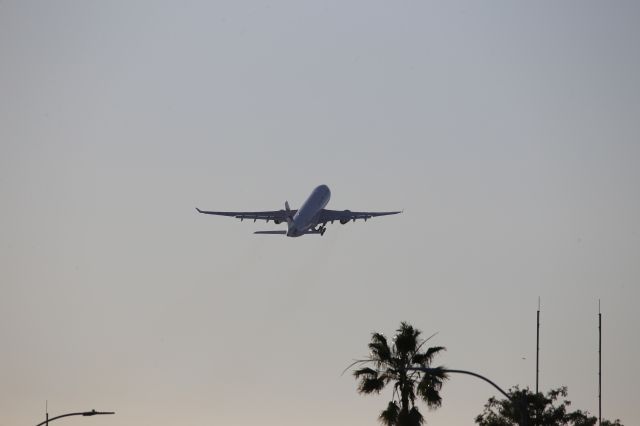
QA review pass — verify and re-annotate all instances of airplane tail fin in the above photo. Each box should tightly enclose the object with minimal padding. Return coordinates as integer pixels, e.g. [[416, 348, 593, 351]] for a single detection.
[[254, 230, 287, 235], [284, 201, 294, 224]]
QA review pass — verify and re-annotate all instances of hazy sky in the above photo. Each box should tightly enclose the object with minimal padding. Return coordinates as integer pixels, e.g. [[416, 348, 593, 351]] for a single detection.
[[1, 1, 639, 425]]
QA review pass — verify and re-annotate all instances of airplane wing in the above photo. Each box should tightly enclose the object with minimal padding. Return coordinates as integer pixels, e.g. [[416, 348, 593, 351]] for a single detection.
[[318, 209, 402, 224], [195, 208, 297, 223]]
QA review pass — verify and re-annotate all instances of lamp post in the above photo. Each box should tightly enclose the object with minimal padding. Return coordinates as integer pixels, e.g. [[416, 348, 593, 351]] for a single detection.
[[35, 410, 115, 426], [407, 367, 529, 426]]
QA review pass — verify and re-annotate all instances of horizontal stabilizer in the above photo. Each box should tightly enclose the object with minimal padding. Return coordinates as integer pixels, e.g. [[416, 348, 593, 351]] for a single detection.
[[254, 230, 287, 235]]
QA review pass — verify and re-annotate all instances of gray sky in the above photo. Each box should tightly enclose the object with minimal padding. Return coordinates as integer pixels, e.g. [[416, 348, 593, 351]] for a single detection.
[[1, 1, 639, 425]]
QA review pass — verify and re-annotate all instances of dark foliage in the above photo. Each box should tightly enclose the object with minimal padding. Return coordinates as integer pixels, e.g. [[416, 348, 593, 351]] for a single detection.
[[475, 386, 624, 426], [350, 322, 447, 426]]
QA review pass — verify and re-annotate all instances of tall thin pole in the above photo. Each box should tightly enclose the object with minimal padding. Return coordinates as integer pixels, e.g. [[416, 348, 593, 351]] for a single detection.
[[599, 300, 602, 426], [536, 297, 540, 394], [46, 401, 48, 426]]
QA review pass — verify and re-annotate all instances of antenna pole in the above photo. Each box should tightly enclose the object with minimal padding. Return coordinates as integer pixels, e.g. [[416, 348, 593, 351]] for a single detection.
[[536, 297, 540, 394], [46, 401, 48, 426], [598, 300, 602, 426]]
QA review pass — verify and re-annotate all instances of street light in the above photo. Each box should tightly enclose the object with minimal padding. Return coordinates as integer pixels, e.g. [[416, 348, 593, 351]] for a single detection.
[[407, 367, 529, 426], [35, 410, 115, 426]]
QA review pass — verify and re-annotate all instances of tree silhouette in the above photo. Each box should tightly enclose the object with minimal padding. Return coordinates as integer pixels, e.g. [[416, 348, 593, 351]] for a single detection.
[[349, 322, 447, 426], [475, 386, 624, 426]]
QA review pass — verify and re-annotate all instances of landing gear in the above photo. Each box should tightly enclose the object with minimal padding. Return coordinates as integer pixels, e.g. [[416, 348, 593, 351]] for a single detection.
[[311, 223, 327, 236]]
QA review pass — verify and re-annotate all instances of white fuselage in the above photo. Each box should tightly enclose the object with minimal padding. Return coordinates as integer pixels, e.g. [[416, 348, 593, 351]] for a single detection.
[[288, 185, 331, 237]]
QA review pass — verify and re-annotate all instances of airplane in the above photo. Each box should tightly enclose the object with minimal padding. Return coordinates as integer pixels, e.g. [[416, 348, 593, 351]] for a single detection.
[[196, 184, 401, 237]]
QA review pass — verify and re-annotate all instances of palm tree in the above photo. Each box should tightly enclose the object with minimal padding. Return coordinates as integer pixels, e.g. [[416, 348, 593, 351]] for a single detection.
[[349, 322, 448, 426]]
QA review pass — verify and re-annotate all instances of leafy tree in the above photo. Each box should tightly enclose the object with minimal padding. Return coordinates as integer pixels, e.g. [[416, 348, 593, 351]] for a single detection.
[[350, 322, 447, 426], [475, 386, 624, 426]]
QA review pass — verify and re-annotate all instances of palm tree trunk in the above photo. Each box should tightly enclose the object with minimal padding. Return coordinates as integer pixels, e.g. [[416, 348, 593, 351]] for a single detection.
[[399, 371, 410, 425]]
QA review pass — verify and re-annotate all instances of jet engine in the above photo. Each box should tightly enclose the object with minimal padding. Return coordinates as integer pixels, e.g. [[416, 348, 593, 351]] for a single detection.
[[340, 210, 351, 224], [274, 209, 285, 224]]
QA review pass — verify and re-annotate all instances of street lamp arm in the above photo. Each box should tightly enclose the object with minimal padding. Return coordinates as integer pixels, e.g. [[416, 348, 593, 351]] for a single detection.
[[406, 367, 511, 400], [438, 368, 511, 401], [406, 367, 528, 426], [35, 411, 115, 426]]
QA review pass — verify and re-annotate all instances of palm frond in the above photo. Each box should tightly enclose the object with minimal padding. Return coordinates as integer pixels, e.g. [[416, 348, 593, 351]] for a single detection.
[[379, 369, 399, 383], [341, 359, 371, 376], [379, 401, 399, 426], [419, 367, 448, 390], [412, 346, 446, 366], [394, 322, 421, 356], [369, 332, 392, 362], [424, 346, 446, 362], [397, 322, 419, 337], [358, 376, 387, 394], [407, 383, 417, 405], [397, 406, 424, 426], [417, 372, 447, 408], [419, 386, 443, 409], [411, 353, 428, 365], [353, 367, 378, 378], [408, 407, 424, 426], [413, 332, 439, 355]]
